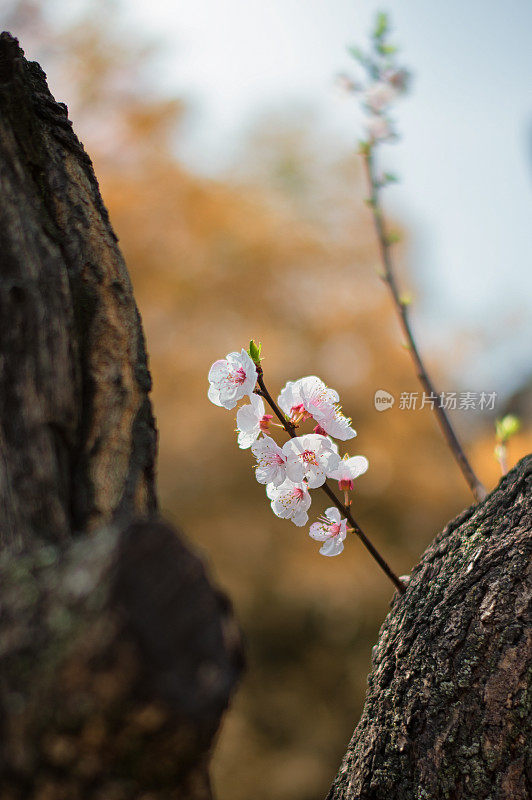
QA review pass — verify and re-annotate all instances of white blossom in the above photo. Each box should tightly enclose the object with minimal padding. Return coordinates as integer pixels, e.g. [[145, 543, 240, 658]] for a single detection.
[[364, 114, 393, 142], [312, 402, 357, 441], [208, 349, 257, 410], [266, 478, 311, 526], [282, 433, 340, 489], [364, 81, 397, 112], [278, 377, 356, 440], [329, 455, 369, 491], [277, 380, 305, 418], [278, 376, 337, 420], [236, 394, 273, 449], [309, 507, 348, 557], [297, 376, 340, 418], [278, 376, 345, 431], [252, 435, 287, 486]]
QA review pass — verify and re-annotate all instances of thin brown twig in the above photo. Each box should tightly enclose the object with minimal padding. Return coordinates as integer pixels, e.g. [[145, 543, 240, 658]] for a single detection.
[[256, 367, 406, 594], [494, 440, 508, 476], [362, 149, 487, 503]]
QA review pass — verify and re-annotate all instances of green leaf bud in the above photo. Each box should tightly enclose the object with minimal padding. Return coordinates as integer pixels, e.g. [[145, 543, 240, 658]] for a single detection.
[[248, 339, 262, 366], [495, 414, 521, 443], [374, 11, 389, 39]]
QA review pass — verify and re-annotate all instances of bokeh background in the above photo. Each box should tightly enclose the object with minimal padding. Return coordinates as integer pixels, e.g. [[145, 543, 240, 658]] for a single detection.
[[3, 1, 532, 798]]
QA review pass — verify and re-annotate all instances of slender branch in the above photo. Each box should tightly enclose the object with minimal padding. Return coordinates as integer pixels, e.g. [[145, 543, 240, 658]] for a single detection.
[[362, 149, 487, 503], [256, 367, 406, 594], [256, 372, 297, 436], [495, 446, 508, 476]]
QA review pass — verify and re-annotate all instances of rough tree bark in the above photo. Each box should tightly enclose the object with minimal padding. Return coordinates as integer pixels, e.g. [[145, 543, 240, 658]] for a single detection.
[[327, 455, 531, 800], [0, 32, 242, 799]]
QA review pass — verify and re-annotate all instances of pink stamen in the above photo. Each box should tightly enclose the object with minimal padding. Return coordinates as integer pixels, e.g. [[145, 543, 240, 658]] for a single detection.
[[293, 487, 304, 500], [260, 414, 273, 431], [301, 449, 318, 465], [274, 454, 285, 465], [231, 367, 247, 385], [291, 404, 311, 424], [317, 516, 342, 538], [318, 514, 342, 539]]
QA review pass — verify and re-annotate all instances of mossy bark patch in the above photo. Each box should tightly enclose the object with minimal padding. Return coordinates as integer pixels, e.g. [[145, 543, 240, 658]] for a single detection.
[[327, 455, 532, 800]]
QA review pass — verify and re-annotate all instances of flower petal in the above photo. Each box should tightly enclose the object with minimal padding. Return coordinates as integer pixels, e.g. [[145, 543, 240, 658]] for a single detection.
[[305, 465, 326, 489], [278, 380, 301, 415], [319, 537, 345, 557], [208, 359, 229, 383], [237, 403, 260, 432], [207, 384, 223, 407], [249, 393, 265, 416], [291, 509, 309, 527], [309, 522, 330, 541], [325, 507, 342, 524], [237, 428, 259, 449], [345, 455, 369, 477]]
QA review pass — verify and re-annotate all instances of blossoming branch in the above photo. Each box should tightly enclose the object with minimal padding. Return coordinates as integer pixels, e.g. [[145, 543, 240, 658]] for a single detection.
[[208, 341, 405, 593], [336, 13, 486, 503]]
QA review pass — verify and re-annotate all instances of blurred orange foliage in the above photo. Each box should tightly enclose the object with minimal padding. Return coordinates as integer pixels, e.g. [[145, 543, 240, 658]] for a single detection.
[[6, 2, 531, 797]]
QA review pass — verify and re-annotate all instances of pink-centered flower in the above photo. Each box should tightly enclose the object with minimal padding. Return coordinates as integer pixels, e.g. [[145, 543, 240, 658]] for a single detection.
[[282, 433, 340, 489], [236, 394, 273, 449], [208, 349, 257, 410], [266, 478, 311, 526], [309, 507, 348, 557], [329, 455, 369, 491], [278, 376, 356, 440], [252, 435, 287, 486], [277, 380, 307, 419]]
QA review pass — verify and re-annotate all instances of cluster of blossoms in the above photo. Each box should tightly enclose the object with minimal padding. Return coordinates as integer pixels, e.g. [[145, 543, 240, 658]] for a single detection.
[[336, 12, 409, 144], [208, 345, 368, 557]]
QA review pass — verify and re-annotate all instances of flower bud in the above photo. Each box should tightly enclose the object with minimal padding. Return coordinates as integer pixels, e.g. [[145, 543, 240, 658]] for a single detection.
[[338, 478, 354, 491], [248, 339, 262, 366]]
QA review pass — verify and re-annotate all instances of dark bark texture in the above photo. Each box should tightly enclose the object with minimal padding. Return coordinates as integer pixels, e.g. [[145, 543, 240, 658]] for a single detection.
[[0, 33, 242, 799], [0, 29, 157, 545], [327, 455, 532, 800]]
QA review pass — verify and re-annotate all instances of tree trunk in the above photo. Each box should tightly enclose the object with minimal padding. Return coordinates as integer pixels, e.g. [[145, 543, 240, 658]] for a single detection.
[[327, 454, 531, 800], [0, 32, 242, 799]]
